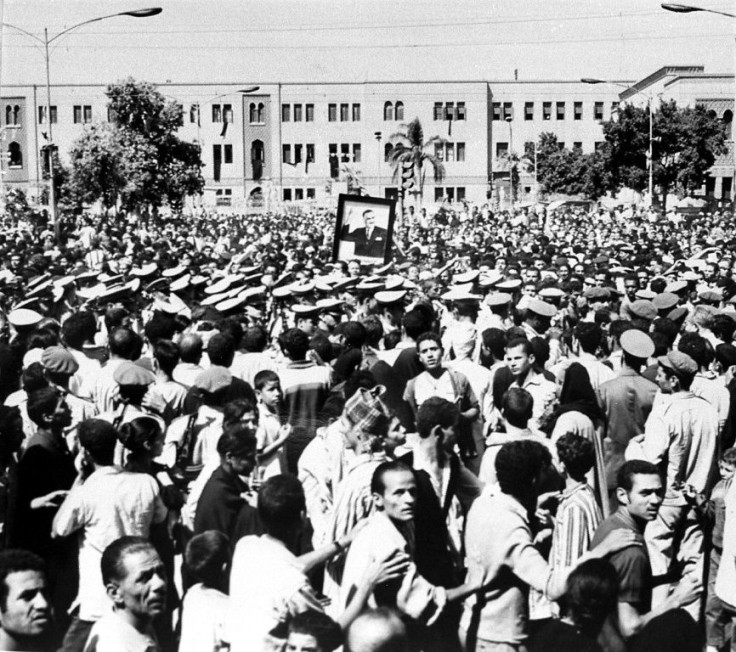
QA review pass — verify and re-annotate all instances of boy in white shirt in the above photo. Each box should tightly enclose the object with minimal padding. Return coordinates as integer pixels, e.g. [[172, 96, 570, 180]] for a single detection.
[[254, 370, 291, 479]]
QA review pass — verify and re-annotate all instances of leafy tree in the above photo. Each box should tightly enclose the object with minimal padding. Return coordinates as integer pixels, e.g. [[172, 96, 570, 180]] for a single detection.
[[602, 99, 727, 212], [388, 118, 446, 204], [68, 78, 204, 213]]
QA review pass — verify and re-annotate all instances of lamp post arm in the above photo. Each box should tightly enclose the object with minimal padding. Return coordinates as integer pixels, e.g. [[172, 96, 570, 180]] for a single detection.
[[47, 11, 144, 45]]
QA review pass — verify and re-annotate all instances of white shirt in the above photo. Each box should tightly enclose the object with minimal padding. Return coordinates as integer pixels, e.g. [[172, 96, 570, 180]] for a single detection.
[[84, 611, 159, 652], [83, 358, 125, 414], [172, 362, 205, 389], [228, 535, 323, 652], [178, 584, 228, 652], [52, 466, 167, 621], [69, 348, 102, 397], [162, 405, 224, 468]]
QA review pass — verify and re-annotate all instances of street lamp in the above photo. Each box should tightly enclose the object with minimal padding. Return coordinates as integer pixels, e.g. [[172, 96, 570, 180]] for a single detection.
[[374, 131, 382, 198], [2, 8, 163, 239], [661, 4, 736, 18], [582, 77, 657, 208], [505, 115, 514, 210]]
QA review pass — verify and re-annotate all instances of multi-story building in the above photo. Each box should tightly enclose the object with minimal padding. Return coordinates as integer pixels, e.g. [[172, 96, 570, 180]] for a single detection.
[[0, 66, 732, 211]]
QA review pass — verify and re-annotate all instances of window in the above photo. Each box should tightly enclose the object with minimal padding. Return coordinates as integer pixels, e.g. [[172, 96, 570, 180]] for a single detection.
[[223, 105, 233, 123], [8, 142, 22, 168], [224, 144, 233, 164], [457, 187, 465, 201], [524, 142, 535, 160], [340, 143, 350, 162], [444, 102, 455, 120], [542, 102, 551, 121], [384, 102, 394, 121], [294, 104, 302, 122], [73, 106, 82, 124], [340, 103, 349, 122], [305, 104, 314, 122], [306, 144, 315, 163], [352, 104, 361, 122], [435, 187, 444, 202], [384, 143, 393, 162], [492, 103, 502, 121], [353, 143, 361, 163], [83, 106, 92, 123], [435, 143, 444, 161], [556, 102, 565, 120], [445, 143, 455, 162], [8, 105, 20, 126], [456, 102, 465, 121], [329, 143, 338, 178], [282, 144, 291, 164], [107, 107, 117, 122], [524, 102, 534, 121], [594, 102, 604, 121], [611, 101, 619, 115], [724, 109, 733, 139], [212, 105, 222, 123], [574, 102, 582, 120], [433, 102, 443, 121], [573, 142, 583, 152], [328, 104, 337, 122], [294, 144, 303, 164], [395, 101, 404, 121], [216, 189, 232, 206], [190, 104, 199, 123], [282, 104, 290, 122], [213, 145, 222, 181], [38, 106, 57, 124], [503, 102, 513, 120], [496, 142, 509, 158], [307, 188, 315, 199], [457, 142, 465, 162], [251, 140, 264, 180], [295, 188, 304, 201], [249, 102, 264, 124], [283, 188, 292, 201]]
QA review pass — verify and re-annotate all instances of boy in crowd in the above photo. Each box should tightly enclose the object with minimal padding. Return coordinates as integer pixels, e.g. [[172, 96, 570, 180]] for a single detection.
[[254, 370, 291, 479]]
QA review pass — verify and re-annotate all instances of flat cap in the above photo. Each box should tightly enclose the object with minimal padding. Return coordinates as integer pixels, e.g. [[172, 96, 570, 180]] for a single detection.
[[526, 298, 557, 318], [41, 346, 79, 376], [629, 300, 658, 321], [652, 293, 679, 311], [584, 286, 611, 301], [113, 361, 155, 386], [620, 330, 655, 359], [193, 367, 232, 393], [658, 350, 698, 376]]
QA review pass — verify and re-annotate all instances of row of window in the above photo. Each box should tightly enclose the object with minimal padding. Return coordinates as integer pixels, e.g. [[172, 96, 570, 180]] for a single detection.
[[283, 187, 317, 201], [434, 142, 466, 162], [282, 143, 316, 165], [492, 101, 618, 122], [212, 144, 233, 165], [433, 102, 466, 121], [327, 103, 361, 123], [328, 143, 362, 164], [281, 104, 315, 123], [434, 186, 466, 202], [494, 141, 605, 157]]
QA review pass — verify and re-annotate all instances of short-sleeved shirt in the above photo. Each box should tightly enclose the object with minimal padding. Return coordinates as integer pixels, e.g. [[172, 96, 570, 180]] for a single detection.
[[591, 507, 651, 613]]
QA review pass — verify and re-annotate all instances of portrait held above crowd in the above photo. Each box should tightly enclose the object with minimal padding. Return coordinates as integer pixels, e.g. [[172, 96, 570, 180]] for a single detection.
[[0, 198, 734, 652]]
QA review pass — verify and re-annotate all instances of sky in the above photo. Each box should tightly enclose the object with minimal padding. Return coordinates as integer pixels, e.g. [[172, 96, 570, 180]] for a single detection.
[[1, 0, 734, 88]]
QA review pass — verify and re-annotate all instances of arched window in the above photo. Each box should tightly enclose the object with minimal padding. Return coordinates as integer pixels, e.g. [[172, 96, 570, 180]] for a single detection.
[[249, 103, 257, 124], [723, 109, 733, 140], [12, 106, 20, 125], [383, 101, 393, 121], [395, 101, 404, 121], [257, 103, 264, 123], [251, 139, 264, 180], [8, 142, 22, 167], [4, 106, 11, 125], [384, 143, 393, 162]]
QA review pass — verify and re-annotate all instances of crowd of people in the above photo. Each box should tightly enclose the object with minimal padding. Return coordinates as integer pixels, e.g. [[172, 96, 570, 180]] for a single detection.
[[0, 199, 733, 652]]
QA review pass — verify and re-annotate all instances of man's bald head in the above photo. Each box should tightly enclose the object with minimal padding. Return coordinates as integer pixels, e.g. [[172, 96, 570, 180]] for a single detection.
[[178, 333, 203, 365], [345, 608, 407, 652]]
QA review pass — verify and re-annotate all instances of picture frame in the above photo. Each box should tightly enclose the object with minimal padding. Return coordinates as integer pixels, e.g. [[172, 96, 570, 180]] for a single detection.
[[333, 194, 397, 265]]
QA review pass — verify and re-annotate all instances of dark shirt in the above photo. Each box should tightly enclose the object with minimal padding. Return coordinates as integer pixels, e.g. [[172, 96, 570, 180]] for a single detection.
[[591, 507, 651, 614], [194, 465, 263, 544], [14, 430, 77, 557], [528, 619, 603, 652]]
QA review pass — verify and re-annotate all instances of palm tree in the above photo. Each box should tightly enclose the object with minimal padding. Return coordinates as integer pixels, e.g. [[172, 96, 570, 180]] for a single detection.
[[388, 117, 446, 205]]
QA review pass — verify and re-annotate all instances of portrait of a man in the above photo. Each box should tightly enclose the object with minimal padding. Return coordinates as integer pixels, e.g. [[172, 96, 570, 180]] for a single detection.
[[333, 195, 396, 264]]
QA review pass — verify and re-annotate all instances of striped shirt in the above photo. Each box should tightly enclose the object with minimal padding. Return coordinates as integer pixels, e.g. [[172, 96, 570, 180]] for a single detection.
[[550, 482, 602, 572]]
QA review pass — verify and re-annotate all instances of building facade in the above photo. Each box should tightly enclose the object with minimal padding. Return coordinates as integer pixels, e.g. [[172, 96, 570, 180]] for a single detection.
[[0, 66, 732, 211]]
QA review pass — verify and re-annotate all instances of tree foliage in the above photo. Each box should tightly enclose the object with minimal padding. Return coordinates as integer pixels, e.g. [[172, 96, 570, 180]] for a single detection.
[[601, 99, 727, 208], [388, 117, 446, 203], [535, 133, 609, 200], [68, 78, 204, 212]]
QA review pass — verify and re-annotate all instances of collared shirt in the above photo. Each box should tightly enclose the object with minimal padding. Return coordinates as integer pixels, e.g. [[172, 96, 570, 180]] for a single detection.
[[550, 483, 602, 572], [479, 425, 556, 487], [517, 370, 558, 430], [626, 390, 718, 505], [52, 466, 167, 621], [162, 404, 223, 468], [691, 372, 730, 435], [231, 351, 278, 387], [82, 358, 125, 413], [68, 347, 102, 397], [84, 611, 159, 652], [172, 362, 204, 389], [257, 404, 286, 478], [462, 491, 551, 644], [228, 535, 323, 652]]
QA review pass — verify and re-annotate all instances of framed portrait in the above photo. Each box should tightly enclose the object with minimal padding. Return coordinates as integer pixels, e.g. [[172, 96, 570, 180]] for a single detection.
[[333, 194, 397, 265]]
